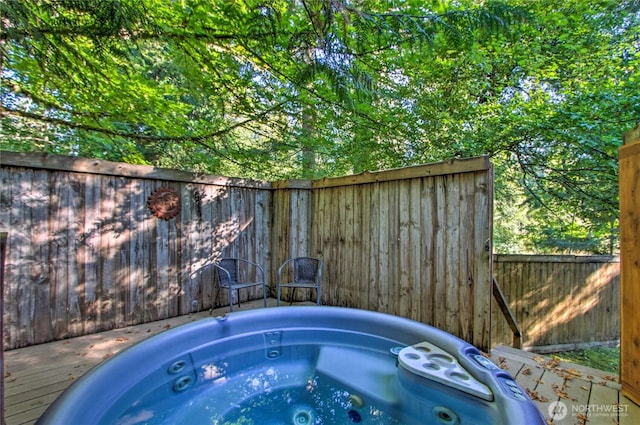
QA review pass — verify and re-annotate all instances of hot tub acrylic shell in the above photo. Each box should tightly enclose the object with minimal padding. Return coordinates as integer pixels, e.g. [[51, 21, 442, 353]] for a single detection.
[[37, 306, 546, 425]]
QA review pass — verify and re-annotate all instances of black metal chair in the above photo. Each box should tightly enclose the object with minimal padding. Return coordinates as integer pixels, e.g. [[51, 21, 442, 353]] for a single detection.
[[212, 258, 267, 312], [277, 257, 322, 306]]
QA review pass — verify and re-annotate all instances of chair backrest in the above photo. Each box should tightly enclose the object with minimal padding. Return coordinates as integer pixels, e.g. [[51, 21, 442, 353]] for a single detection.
[[294, 257, 320, 283], [215, 258, 239, 287]]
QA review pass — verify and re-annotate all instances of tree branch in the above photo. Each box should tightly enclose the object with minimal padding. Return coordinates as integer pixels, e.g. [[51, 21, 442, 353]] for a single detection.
[[0, 100, 289, 144]]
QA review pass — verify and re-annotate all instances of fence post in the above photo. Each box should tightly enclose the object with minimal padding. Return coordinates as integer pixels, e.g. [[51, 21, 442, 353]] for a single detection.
[[1, 231, 7, 425], [620, 126, 640, 406]]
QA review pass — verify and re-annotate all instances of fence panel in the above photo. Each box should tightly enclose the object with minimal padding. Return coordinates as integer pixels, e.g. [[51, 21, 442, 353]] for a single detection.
[[0, 152, 272, 349], [492, 255, 620, 351], [272, 157, 494, 350]]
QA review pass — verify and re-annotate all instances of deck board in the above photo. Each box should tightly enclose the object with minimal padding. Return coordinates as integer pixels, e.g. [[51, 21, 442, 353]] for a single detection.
[[3, 307, 638, 425], [490, 345, 638, 424]]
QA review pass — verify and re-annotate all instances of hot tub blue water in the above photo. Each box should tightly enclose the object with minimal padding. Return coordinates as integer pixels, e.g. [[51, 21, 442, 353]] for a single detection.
[[37, 307, 546, 425]]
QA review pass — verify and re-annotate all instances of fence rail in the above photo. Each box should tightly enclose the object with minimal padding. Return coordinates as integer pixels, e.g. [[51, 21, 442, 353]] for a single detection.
[[492, 254, 620, 351]]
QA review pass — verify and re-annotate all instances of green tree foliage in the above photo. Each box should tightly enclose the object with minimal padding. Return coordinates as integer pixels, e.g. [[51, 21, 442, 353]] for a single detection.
[[1, 0, 638, 253]]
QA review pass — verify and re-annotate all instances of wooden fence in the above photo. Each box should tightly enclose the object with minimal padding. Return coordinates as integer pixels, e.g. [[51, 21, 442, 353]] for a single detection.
[[272, 158, 494, 350], [1, 152, 494, 350], [0, 152, 272, 349], [492, 255, 620, 351]]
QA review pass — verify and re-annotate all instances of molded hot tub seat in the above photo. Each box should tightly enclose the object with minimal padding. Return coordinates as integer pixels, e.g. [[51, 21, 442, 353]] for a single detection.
[[37, 307, 546, 425]]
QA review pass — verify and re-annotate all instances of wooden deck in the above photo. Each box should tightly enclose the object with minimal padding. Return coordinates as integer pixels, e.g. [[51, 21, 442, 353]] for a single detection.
[[489, 345, 640, 425], [3, 299, 277, 425], [3, 302, 639, 425]]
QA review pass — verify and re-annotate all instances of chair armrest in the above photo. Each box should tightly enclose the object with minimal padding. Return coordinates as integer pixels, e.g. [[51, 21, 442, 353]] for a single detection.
[[234, 258, 266, 283], [277, 258, 297, 285]]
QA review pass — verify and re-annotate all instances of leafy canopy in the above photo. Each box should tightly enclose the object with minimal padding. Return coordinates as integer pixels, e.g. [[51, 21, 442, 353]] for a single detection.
[[2, 0, 639, 253]]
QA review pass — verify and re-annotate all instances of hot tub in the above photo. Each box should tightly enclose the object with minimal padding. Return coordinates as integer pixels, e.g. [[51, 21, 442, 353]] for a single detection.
[[37, 307, 545, 424]]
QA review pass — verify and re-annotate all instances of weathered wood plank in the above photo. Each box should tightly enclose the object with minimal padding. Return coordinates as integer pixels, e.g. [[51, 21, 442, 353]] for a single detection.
[[397, 180, 411, 318], [1, 231, 7, 423], [335, 185, 347, 307], [419, 178, 435, 326], [367, 183, 381, 313], [459, 173, 474, 343], [311, 156, 491, 188], [10, 171, 31, 346], [311, 187, 326, 302], [344, 184, 356, 307], [473, 170, 493, 350], [255, 188, 271, 298], [356, 181, 369, 309], [79, 173, 101, 335], [619, 133, 640, 406], [408, 178, 422, 322], [377, 182, 390, 314], [433, 175, 447, 331], [387, 181, 400, 316], [445, 173, 460, 338], [0, 151, 270, 188]]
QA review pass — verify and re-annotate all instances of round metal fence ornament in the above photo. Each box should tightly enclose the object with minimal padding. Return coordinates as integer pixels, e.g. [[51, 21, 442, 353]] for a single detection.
[[148, 188, 181, 220]]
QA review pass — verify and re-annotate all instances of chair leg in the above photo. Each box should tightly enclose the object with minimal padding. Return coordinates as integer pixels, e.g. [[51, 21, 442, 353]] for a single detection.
[[288, 287, 297, 305], [210, 286, 221, 315], [277, 285, 281, 306], [262, 285, 267, 308], [228, 291, 233, 312]]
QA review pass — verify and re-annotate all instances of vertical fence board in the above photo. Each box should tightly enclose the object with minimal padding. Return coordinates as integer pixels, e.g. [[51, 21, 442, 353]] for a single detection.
[[31, 171, 52, 344], [179, 184, 196, 314], [433, 176, 447, 331], [398, 181, 411, 319], [334, 186, 346, 306], [445, 174, 460, 337], [377, 182, 391, 314], [387, 181, 400, 316], [50, 172, 72, 339], [476, 171, 493, 350], [256, 189, 271, 298], [367, 183, 380, 313], [0, 231, 6, 423], [408, 179, 422, 322], [459, 173, 473, 343], [492, 255, 620, 350], [66, 174, 84, 336], [311, 187, 325, 300], [344, 185, 357, 307], [79, 174, 99, 334], [11, 170, 34, 346], [420, 178, 435, 326]]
